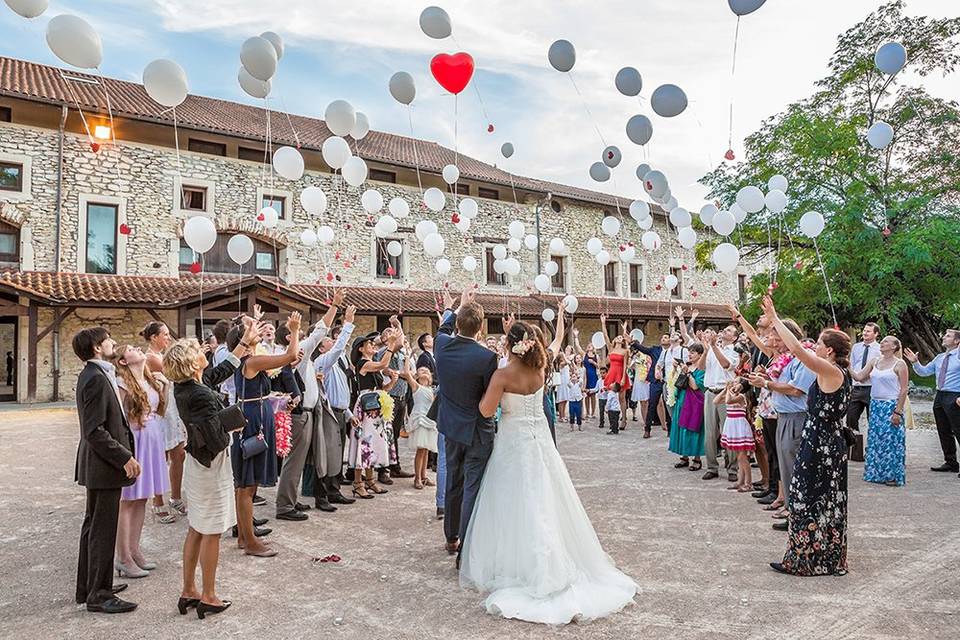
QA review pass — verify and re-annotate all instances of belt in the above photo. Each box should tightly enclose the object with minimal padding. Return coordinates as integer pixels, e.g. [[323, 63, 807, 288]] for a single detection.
[[708, 388, 725, 394]]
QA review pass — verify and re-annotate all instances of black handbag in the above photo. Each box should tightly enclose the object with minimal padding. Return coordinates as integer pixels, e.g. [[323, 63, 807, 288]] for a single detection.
[[217, 404, 247, 432], [674, 371, 689, 391], [240, 431, 267, 459]]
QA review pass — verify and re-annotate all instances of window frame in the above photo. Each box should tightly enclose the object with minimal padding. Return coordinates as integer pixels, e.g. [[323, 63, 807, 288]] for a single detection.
[[670, 266, 683, 298], [180, 185, 208, 212], [454, 183, 470, 196], [484, 246, 507, 286], [738, 273, 747, 301], [369, 168, 397, 184], [0, 161, 23, 193], [187, 138, 227, 157], [550, 255, 567, 293], [477, 187, 499, 201], [629, 263, 646, 298], [0, 221, 19, 265], [0, 152, 30, 199], [603, 262, 617, 295], [374, 237, 404, 280], [178, 234, 279, 277], [238, 146, 266, 162], [0, 106, 11, 122], [83, 201, 120, 275]]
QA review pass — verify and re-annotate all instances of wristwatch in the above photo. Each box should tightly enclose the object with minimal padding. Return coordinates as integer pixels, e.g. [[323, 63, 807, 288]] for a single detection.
[[763, 379, 770, 389]]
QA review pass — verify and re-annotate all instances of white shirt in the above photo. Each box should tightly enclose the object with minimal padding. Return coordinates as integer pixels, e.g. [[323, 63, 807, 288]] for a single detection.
[[606, 391, 621, 412], [661, 345, 688, 380], [294, 321, 330, 410], [850, 341, 882, 387], [703, 342, 738, 390], [212, 344, 235, 403]]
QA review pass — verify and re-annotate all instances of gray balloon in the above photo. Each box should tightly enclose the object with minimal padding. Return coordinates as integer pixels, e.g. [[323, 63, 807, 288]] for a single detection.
[[651, 84, 687, 118], [635, 163, 651, 180], [728, 0, 766, 16], [625, 114, 653, 145], [589, 161, 611, 182], [501, 142, 514, 159], [615, 67, 642, 97], [419, 6, 452, 39], [389, 71, 416, 105], [603, 145, 622, 168], [548, 39, 576, 73]]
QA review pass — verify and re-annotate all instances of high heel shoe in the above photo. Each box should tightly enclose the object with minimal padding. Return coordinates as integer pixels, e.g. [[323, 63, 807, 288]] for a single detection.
[[168, 498, 187, 515], [152, 505, 177, 524], [365, 479, 388, 494], [177, 597, 200, 615], [196, 600, 232, 619], [352, 482, 374, 500], [115, 560, 149, 578], [131, 551, 156, 571]]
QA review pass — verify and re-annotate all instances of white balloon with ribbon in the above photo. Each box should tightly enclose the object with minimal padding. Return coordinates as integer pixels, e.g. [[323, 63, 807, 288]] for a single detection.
[[240, 36, 277, 82], [46, 14, 102, 69], [424, 187, 446, 212], [300, 187, 327, 215], [227, 233, 254, 264], [183, 216, 216, 254], [142, 59, 188, 108], [713, 242, 741, 273], [321, 136, 351, 170], [325, 100, 356, 137], [273, 146, 304, 181], [341, 155, 368, 187]]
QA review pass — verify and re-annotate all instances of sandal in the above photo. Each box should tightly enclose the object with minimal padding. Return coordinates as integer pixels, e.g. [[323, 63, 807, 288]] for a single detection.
[[772, 509, 788, 520], [414, 479, 424, 490], [423, 477, 436, 487], [674, 458, 690, 469], [763, 502, 784, 512], [690, 460, 703, 471]]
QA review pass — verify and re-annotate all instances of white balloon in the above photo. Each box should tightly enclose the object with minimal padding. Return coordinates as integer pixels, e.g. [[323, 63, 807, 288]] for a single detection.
[[736, 185, 765, 213], [650, 84, 688, 118], [635, 163, 652, 181], [508, 220, 525, 239], [507, 237, 522, 252], [713, 242, 741, 273], [415, 219, 438, 241], [238, 66, 271, 99], [544, 260, 559, 277], [299, 228, 318, 247], [423, 232, 445, 257], [677, 226, 698, 250], [768, 174, 788, 193], [630, 328, 645, 343], [504, 257, 521, 276], [46, 14, 102, 69], [419, 6, 452, 39], [142, 59, 188, 108], [549, 237, 565, 253], [595, 249, 611, 266], [435, 258, 451, 275], [424, 187, 446, 212], [373, 220, 389, 238], [240, 36, 277, 82], [591, 332, 606, 350], [442, 164, 460, 185], [664, 274, 679, 290], [387, 240, 403, 256], [227, 233, 254, 264], [501, 142, 515, 159], [618, 245, 636, 262], [712, 210, 737, 236], [548, 39, 576, 72], [699, 203, 718, 226], [641, 231, 662, 251], [361, 189, 384, 214], [4, 0, 47, 19], [462, 255, 477, 272], [317, 225, 335, 244], [589, 161, 611, 182], [273, 146, 304, 181], [321, 136, 351, 169], [533, 274, 551, 292], [388, 197, 410, 219], [300, 187, 327, 215], [492, 244, 507, 260], [562, 295, 579, 314], [341, 155, 368, 187], [615, 66, 642, 97], [662, 197, 679, 213], [350, 112, 370, 140], [458, 198, 478, 218], [603, 145, 622, 168], [541, 308, 556, 322], [629, 200, 650, 220], [524, 234, 538, 250], [643, 170, 668, 198], [669, 207, 692, 228], [765, 189, 788, 214], [379, 214, 398, 234], [455, 217, 472, 234], [183, 216, 216, 254], [799, 211, 825, 238], [867, 121, 894, 149], [730, 203, 748, 223], [389, 71, 416, 105], [259, 206, 279, 229], [626, 114, 653, 145], [601, 216, 621, 237], [586, 237, 603, 256], [260, 31, 284, 60], [325, 100, 356, 137], [638, 216, 654, 230], [493, 259, 506, 274], [875, 41, 907, 75]]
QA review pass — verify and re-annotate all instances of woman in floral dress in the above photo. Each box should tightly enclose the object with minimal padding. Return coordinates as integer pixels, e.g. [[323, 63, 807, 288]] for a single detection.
[[761, 296, 852, 577]]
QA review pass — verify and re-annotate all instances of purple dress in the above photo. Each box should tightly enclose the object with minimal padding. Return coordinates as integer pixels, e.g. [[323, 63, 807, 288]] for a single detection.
[[120, 381, 170, 501]]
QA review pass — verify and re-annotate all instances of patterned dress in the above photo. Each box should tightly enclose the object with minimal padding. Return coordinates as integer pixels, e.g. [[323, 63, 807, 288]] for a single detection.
[[863, 365, 906, 486], [780, 370, 851, 576]]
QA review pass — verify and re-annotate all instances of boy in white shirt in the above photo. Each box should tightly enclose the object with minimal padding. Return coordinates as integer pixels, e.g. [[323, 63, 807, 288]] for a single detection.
[[606, 383, 623, 435], [568, 368, 585, 431]]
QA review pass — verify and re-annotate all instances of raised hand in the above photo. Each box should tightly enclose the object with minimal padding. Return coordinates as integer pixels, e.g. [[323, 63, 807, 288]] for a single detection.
[[286, 311, 302, 333], [442, 289, 455, 311], [389, 314, 401, 329], [726, 303, 739, 319], [674, 305, 684, 318], [503, 313, 515, 334], [344, 304, 356, 324], [903, 348, 918, 363], [760, 295, 778, 322], [331, 289, 345, 307], [253, 304, 264, 322]]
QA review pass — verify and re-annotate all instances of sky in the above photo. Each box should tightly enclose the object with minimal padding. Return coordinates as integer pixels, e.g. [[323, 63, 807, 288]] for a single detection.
[[1, 0, 957, 210]]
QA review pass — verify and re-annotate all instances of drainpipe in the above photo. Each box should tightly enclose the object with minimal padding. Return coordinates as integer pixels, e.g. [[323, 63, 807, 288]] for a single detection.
[[535, 191, 552, 276], [52, 104, 67, 400]]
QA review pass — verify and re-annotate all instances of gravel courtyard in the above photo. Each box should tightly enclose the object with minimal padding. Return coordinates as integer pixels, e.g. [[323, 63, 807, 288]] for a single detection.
[[0, 405, 956, 639]]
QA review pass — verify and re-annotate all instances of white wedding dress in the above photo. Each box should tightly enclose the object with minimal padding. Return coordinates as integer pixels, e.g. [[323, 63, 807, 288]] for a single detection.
[[459, 388, 638, 624]]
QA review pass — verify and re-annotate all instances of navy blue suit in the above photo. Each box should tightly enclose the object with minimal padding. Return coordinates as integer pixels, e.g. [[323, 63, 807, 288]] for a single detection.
[[635, 342, 664, 431], [435, 308, 497, 545]]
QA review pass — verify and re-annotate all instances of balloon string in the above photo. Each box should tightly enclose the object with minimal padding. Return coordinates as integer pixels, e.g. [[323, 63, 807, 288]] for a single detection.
[[451, 32, 492, 126], [454, 93, 459, 167], [568, 73, 607, 147], [172, 107, 189, 212], [406, 107, 424, 195], [766, 219, 773, 285], [275, 92, 302, 148], [812, 237, 838, 327], [95, 68, 124, 185], [199, 253, 205, 331], [237, 259, 243, 315], [727, 15, 741, 151]]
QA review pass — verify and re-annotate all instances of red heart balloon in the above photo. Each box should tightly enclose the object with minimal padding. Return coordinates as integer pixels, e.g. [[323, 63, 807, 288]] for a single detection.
[[430, 52, 474, 95]]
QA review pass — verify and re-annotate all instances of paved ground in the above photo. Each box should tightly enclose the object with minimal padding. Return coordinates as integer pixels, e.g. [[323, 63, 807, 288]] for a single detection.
[[0, 406, 956, 639]]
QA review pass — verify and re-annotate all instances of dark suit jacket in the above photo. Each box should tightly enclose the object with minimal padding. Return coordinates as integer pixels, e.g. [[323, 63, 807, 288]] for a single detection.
[[75, 361, 135, 490], [635, 343, 663, 383], [174, 356, 240, 468], [434, 309, 497, 446], [416, 350, 436, 377]]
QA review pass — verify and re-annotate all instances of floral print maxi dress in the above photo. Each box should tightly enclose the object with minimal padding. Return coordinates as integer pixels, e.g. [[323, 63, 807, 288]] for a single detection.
[[781, 371, 851, 576]]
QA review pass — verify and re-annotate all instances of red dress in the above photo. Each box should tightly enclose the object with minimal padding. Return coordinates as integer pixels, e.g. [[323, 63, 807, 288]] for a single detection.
[[604, 352, 631, 392]]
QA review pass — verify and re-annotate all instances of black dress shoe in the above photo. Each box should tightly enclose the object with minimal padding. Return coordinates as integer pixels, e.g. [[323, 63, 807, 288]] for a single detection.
[[377, 472, 394, 485], [254, 526, 272, 536], [391, 468, 415, 479], [87, 597, 137, 614], [436, 507, 444, 520], [701, 471, 719, 480], [111, 584, 128, 595], [752, 490, 769, 499], [253, 517, 269, 526], [772, 521, 788, 531], [757, 493, 778, 505], [329, 493, 355, 505], [314, 500, 337, 513], [295, 502, 312, 511], [196, 600, 232, 620], [276, 510, 308, 521], [931, 463, 960, 472], [252, 494, 266, 506]]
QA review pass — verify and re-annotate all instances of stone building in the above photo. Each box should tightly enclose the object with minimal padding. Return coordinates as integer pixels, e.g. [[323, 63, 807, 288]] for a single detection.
[[0, 56, 745, 403]]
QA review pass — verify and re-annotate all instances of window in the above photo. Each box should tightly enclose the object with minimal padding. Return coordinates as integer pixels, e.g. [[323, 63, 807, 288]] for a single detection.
[[604, 263, 617, 295], [550, 256, 566, 293], [670, 267, 683, 298], [180, 186, 207, 212], [376, 316, 392, 332], [0, 106, 10, 122], [375, 238, 402, 279], [605, 321, 620, 340], [255, 252, 274, 271], [738, 274, 747, 301], [478, 187, 499, 200], [85, 203, 118, 274], [238, 146, 265, 162], [629, 264, 644, 298], [454, 183, 469, 196], [550, 200, 562, 213], [487, 318, 504, 335], [179, 234, 278, 276], [261, 194, 286, 219], [0, 222, 18, 264], [369, 169, 397, 183], [188, 139, 226, 157], [0, 162, 22, 192], [485, 247, 506, 286]]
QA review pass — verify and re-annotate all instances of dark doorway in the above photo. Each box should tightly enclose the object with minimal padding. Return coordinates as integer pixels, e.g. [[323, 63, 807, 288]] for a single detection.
[[0, 317, 17, 401]]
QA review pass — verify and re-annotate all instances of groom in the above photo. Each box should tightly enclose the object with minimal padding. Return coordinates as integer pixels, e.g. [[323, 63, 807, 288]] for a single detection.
[[434, 288, 498, 558]]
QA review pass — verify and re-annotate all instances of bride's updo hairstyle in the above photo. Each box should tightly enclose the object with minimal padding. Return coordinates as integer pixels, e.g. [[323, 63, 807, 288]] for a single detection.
[[507, 321, 547, 371]]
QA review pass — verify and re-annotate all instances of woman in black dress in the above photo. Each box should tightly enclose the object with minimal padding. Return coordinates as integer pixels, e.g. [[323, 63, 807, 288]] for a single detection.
[[761, 296, 852, 576]]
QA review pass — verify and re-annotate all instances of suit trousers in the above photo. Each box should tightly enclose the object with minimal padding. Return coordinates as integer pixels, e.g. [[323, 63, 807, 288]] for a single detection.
[[76, 487, 121, 605], [846, 385, 872, 431], [776, 412, 807, 508], [645, 381, 664, 431], [761, 417, 779, 493], [389, 395, 407, 473], [436, 432, 446, 509], [276, 411, 312, 515], [442, 429, 493, 545], [932, 391, 960, 467], [704, 390, 731, 473]]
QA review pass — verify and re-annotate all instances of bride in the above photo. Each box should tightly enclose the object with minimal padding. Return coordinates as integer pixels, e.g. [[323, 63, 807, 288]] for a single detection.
[[459, 320, 638, 624]]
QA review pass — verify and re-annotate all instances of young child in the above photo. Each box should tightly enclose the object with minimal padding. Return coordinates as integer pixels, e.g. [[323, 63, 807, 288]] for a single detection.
[[400, 359, 438, 490], [568, 367, 585, 431], [597, 366, 609, 429], [605, 382, 622, 435], [716, 377, 756, 491]]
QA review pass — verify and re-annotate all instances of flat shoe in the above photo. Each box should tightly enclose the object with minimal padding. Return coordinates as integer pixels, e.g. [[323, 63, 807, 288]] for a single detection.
[[245, 547, 278, 558]]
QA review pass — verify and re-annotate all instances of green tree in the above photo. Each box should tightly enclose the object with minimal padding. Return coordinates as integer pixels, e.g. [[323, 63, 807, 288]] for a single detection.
[[700, 1, 960, 358]]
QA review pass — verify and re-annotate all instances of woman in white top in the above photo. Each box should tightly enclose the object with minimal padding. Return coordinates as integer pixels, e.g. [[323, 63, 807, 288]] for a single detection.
[[400, 358, 438, 490], [851, 335, 909, 486]]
